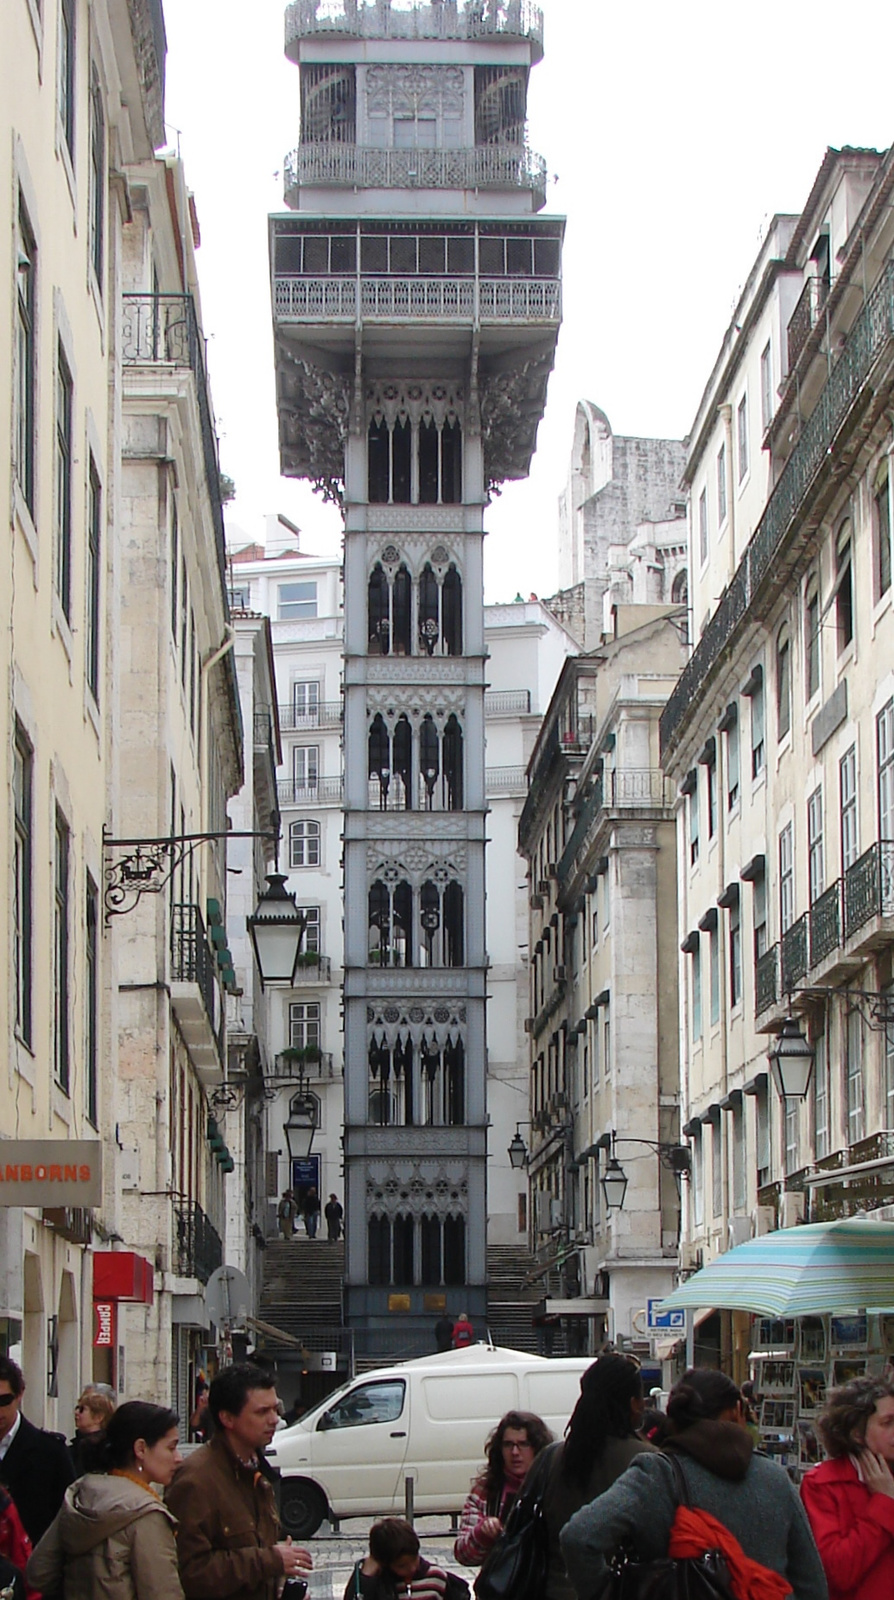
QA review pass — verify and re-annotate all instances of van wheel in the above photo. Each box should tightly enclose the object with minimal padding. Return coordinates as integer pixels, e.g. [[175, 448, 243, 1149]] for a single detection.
[[280, 1479, 327, 1539]]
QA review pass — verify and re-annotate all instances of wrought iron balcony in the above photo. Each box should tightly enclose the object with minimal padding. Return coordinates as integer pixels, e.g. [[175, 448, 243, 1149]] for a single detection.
[[121, 295, 226, 595], [755, 945, 779, 1015], [274, 1049, 335, 1077], [284, 143, 547, 209], [810, 1131, 894, 1223], [173, 1200, 223, 1285], [277, 775, 344, 806], [273, 273, 561, 325], [787, 275, 830, 374], [278, 700, 343, 731], [608, 767, 675, 807], [285, 0, 545, 58], [660, 256, 894, 762], [290, 954, 332, 983], [844, 840, 894, 940], [171, 903, 221, 1063], [780, 913, 809, 993], [809, 880, 842, 967]]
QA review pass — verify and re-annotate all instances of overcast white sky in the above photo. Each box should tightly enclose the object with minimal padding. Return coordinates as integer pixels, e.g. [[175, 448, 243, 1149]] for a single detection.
[[160, 0, 894, 601]]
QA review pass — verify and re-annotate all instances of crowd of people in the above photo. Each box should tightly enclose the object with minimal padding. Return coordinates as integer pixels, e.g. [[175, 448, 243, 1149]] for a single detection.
[[2, 1349, 894, 1600], [277, 1190, 343, 1242]]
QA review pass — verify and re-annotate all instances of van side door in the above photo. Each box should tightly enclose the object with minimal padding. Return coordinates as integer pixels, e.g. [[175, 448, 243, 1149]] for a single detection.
[[309, 1377, 410, 1516]]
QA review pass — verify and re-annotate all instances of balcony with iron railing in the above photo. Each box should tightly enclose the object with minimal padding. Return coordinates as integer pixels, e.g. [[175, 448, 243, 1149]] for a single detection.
[[278, 775, 344, 806], [844, 841, 894, 939], [809, 880, 842, 968], [755, 945, 779, 1016], [290, 953, 333, 984], [780, 913, 809, 994], [121, 295, 226, 594], [278, 700, 343, 731], [810, 1132, 894, 1222], [170, 904, 224, 1078], [172, 1200, 223, 1285], [786, 274, 830, 374], [661, 256, 894, 762], [285, 0, 545, 58], [284, 143, 547, 209], [274, 1049, 335, 1078]]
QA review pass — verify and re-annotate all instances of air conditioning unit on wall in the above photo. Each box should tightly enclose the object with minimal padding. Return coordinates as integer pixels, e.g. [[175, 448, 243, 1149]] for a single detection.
[[727, 1216, 751, 1248], [780, 1191, 806, 1228], [679, 1242, 703, 1272], [751, 1204, 775, 1236]]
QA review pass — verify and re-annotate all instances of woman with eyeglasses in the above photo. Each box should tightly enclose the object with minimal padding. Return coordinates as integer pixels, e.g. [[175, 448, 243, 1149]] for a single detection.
[[27, 1402, 184, 1600], [454, 1411, 553, 1567], [70, 1387, 116, 1475]]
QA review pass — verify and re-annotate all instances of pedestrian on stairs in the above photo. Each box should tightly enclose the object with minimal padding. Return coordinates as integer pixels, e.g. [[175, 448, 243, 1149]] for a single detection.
[[277, 1191, 297, 1241], [324, 1194, 343, 1242], [302, 1187, 321, 1239]]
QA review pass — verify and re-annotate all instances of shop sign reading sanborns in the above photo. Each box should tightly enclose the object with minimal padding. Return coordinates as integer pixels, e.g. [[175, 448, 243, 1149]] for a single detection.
[[0, 1142, 102, 1207]]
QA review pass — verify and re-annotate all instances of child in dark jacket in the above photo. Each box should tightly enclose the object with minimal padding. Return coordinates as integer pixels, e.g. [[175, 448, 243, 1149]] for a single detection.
[[345, 1519, 468, 1600]]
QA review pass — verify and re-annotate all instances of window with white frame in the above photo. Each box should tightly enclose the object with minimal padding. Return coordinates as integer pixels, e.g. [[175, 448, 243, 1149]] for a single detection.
[[717, 442, 727, 524], [813, 1031, 829, 1160], [729, 897, 742, 1010], [874, 466, 892, 603], [292, 745, 319, 789], [804, 582, 820, 701], [289, 819, 321, 868], [689, 780, 700, 866], [776, 629, 791, 741], [692, 1126, 704, 1228], [706, 751, 717, 840], [760, 341, 773, 434], [756, 1079, 771, 1185], [836, 522, 854, 652], [14, 195, 36, 516], [692, 943, 702, 1042], [55, 342, 73, 621], [711, 1115, 722, 1216], [292, 680, 321, 720], [299, 905, 321, 953], [784, 1100, 799, 1175], [878, 699, 894, 841], [698, 489, 708, 567], [747, 669, 765, 778], [845, 1005, 864, 1144], [737, 393, 749, 482], [753, 871, 768, 960], [289, 1001, 321, 1050], [808, 787, 824, 905], [732, 1100, 746, 1212], [779, 823, 794, 935], [726, 713, 740, 811], [709, 926, 720, 1027], [14, 726, 33, 1048], [278, 581, 317, 620], [840, 745, 858, 870]]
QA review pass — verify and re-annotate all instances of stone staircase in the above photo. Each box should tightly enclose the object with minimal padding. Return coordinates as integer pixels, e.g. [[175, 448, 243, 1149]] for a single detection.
[[486, 1244, 568, 1354], [259, 1238, 345, 1344]]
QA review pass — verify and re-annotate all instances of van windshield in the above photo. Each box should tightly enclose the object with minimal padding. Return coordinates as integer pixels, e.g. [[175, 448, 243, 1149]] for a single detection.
[[319, 1379, 406, 1431]]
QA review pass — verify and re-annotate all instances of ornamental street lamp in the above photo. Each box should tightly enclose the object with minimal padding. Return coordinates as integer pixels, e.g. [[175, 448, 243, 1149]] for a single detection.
[[767, 1016, 815, 1100], [600, 1156, 630, 1212], [284, 1085, 319, 1162], [508, 1123, 533, 1169], [247, 874, 307, 988]]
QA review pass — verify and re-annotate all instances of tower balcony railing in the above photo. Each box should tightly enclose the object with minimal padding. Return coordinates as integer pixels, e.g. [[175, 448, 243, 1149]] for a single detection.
[[285, 0, 545, 59], [660, 256, 894, 762], [273, 273, 561, 325], [121, 294, 226, 595], [284, 143, 547, 209]]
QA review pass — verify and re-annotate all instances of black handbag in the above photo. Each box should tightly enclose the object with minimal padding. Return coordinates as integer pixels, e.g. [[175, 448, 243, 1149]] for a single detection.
[[594, 1455, 734, 1600], [474, 1444, 560, 1600]]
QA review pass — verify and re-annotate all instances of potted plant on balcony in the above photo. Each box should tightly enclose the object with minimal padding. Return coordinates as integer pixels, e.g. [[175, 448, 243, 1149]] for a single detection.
[[295, 950, 321, 967]]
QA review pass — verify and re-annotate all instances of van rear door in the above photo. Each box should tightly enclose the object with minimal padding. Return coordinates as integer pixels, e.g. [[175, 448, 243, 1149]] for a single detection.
[[308, 1375, 411, 1517], [412, 1369, 520, 1509]]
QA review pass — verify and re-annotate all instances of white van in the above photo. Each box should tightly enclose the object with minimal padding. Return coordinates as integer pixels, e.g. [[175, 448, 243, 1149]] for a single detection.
[[266, 1344, 592, 1537]]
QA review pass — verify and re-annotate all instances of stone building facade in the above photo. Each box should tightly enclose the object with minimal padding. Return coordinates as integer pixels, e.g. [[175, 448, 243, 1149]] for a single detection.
[[660, 145, 894, 1375]]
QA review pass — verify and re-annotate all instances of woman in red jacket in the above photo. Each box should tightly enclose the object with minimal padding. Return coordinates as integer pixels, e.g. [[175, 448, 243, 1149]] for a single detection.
[[801, 1374, 894, 1600]]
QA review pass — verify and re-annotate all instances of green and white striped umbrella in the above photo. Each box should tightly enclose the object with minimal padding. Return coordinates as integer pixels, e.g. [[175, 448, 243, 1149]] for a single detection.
[[659, 1218, 894, 1317]]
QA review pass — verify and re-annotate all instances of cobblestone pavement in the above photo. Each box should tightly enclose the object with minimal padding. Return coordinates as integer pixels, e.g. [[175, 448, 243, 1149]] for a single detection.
[[302, 1518, 462, 1600]]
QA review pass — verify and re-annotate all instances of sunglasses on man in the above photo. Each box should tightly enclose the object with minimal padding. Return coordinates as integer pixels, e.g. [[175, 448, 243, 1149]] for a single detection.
[[0, 1393, 18, 1408]]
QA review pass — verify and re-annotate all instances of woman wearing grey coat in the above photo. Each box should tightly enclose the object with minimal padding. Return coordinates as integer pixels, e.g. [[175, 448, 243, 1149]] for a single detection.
[[560, 1369, 827, 1600]]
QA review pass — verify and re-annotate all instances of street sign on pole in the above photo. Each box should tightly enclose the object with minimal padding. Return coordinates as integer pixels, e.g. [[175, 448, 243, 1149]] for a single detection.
[[646, 1298, 686, 1333]]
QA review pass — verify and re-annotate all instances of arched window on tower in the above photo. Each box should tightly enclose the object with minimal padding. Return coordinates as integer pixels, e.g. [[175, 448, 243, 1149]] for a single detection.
[[369, 877, 413, 967], [368, 713, 412, 809], [367, 561, 411, 655], [393, 1213, 415, 1284], [671, 568, 688, 606], [368, 1036, 414, 1125], [445, 1037, 465, 1125], [443, 1215, 466, 1285], [418, 562, 463, 656], [420, 715, 440, 810], [443, 714, 463, 811], [369, 411, 461, 505], [418, 879, 464, 967], [368, 1214, 390, 1284], [421, 1214, 442, 1284]]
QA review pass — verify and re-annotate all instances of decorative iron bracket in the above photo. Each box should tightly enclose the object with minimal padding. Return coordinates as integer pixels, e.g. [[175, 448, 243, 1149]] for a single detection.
[[102, 827, 278, 922]]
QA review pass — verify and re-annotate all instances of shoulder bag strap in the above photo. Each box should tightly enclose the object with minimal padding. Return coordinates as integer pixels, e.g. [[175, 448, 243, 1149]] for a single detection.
[[664, 1450, 691, 1509]]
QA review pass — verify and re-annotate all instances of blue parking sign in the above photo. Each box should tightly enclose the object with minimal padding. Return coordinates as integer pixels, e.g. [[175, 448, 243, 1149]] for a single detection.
[[647, 1298, 686, 1332]]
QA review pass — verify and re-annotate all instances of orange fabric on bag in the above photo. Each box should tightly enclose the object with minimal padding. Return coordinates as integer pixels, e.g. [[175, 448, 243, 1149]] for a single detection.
[[668, 1506, 792, 1600]]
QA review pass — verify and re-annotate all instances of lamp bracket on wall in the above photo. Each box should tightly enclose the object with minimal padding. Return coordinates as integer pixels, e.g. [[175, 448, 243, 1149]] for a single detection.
[[102, 827, 278, 921], [784, 986, 894, 1033]]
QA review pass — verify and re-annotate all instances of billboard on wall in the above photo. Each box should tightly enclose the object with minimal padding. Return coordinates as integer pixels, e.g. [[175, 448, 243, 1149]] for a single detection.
[[0, 1142, 102, 1207]]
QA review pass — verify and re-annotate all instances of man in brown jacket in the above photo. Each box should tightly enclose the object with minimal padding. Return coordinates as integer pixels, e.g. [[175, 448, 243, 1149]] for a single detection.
[[166, 1363, 312, 1600]]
